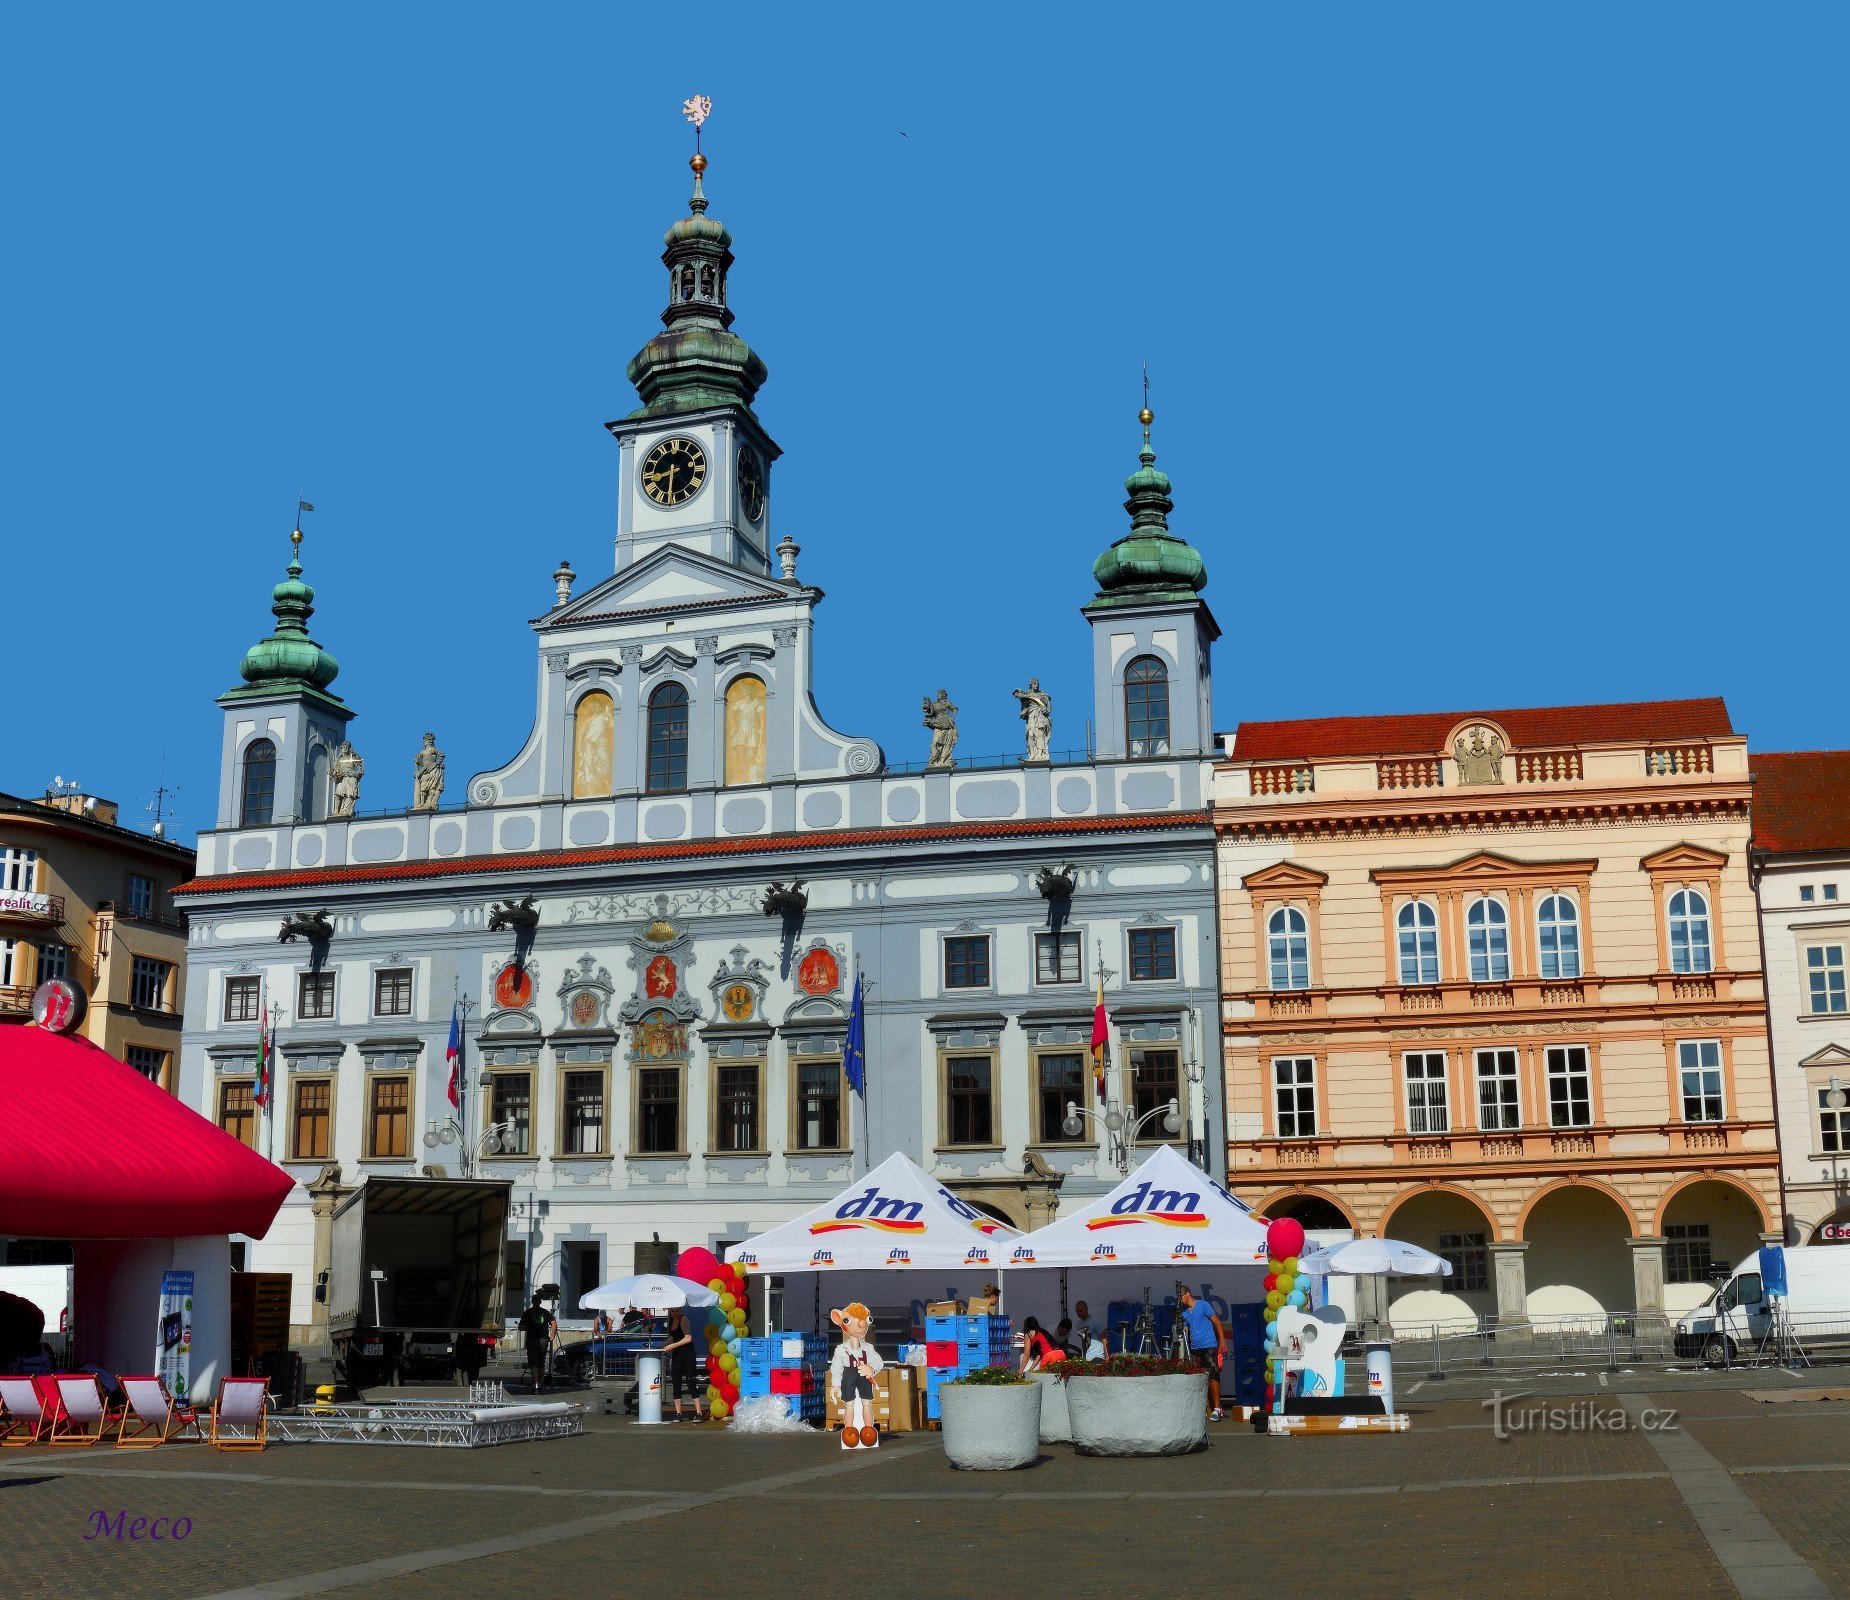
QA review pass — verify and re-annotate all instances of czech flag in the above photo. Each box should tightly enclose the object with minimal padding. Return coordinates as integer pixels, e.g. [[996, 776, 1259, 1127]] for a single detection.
[[445, 1003, 462, 1109], [253, 1005, 273, 1109], [1090, 972, 1109, 1103]]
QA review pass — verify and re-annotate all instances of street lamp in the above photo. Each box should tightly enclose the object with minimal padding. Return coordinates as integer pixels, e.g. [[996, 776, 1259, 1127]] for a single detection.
[[1063, 1096, 1180, 1175], [423, 1116, 516, 1177]]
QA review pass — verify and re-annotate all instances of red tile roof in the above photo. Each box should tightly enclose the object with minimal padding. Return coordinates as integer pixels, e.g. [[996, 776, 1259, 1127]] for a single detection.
[[172, 810, 1207, 898], [1232, 697, 1734, 764], [1751, 751, 1850, 855]]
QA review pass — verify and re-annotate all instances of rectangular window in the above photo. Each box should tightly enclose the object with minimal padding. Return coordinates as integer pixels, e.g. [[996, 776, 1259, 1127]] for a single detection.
[[1806, 946, 1847, 1015], [1475, 1048, 1521, 1130], [1820, 1087, 1849, 1154], [292, 1078, 331, 1160], [298, 971, 336, 1020], [1128, 926, 1178, 982], [943, 935, 991, 990], [1801, 886, 1816, 903], [1828, 885, 1841, 902], [130, 957, 171, 1012], [1666, 1222, 1713, 1286], [1273, 1056, 1317, 1139], [945, 1056, 994, 1146], [1545, 1045, 1592, 1128], [225, 975, 262, 1024], [219, 1079, 256, 1147], [1678, 1039, 1726, 1122], [490, 1072, 532, 1156], [0, 938, 15, 987], [795, 1060, 843, 1150], [716, 1063, 762, 1153], [126, 1046, 166, 1087], [1437, 1231, 1488, 1292], [1404, 1051, 1450, 1134], [1131, 1049, 1180, 1135], [637, 1067, 682, 1153], [0, 847, 39, 893], [368, 1074, 410, 1158], [36, 943, 67, 985], [373, 967, 412, 1017], [1036, 1052, 1084, 1143], [562, 1071, 606, 1155], [1034, 930, 1083, 986], [127, 874, 155, 917]]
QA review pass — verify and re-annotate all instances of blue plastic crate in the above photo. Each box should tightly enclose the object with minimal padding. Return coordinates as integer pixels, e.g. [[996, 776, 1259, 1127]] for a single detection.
[[737, 1337, 781, 1362], [924, 1316, 960, 1341]]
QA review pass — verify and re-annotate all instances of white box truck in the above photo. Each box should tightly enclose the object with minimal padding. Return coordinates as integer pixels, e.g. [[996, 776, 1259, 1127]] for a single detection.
[[1674, 1246, 1850, 1363]]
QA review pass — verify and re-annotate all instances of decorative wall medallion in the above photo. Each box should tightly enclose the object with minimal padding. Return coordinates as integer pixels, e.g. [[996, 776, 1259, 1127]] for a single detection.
[[570, 990, 601, 1028], [645, 953, 679, 999], [556, 953, 615, 1032], [631, 1009, 689, 1062], [708, 945, 771, 1027], [1453, 725, 1506, 785], [721, 983, 756, 1022], [796, 941, 843, 996], [493, 962, 534, 1011], [772, 626, 798, 647]]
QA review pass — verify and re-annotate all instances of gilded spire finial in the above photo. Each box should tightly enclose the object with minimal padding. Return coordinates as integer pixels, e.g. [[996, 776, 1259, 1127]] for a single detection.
[[1138, 364, 1155, 459], [683, 94, 712, 213], [290, 495, 314, 575]]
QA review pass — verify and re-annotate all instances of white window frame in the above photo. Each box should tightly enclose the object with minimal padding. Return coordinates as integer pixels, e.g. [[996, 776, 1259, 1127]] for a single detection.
[[1273, 1055, 1318, 1139], [1033, 929, 1083, 987], [1475, 1047, 1522, 1130], [1819, 1087, 1848, 1155], [1545, 1044, 1592, 1128], [0, 939, 16, 987], [372, 965, 414, 1018], [1805, 944, 1847, 1015], [1126, 923, 1179, 984], [1466, 895, 1510, 982], [127, 874, 155, 918], [1396, 900, 1440, 985], [36, 942, 67, 985], [0, 848, 39, 893], [1536, 893, 1582, 980], [130, 956, 171, 1012], [1677, 1038, 1726, 1123], [1668, 888, 1713, 974], [1267, 906, 1311, 991], [1403, 1050, 1450, 1134], [941, 933, 993, 992]]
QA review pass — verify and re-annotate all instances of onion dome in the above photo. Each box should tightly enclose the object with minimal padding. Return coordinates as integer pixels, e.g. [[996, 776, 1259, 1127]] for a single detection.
[[1089, 406, 1208, 604], [221, 529, 346, 708], [626, 153, 768, 420]]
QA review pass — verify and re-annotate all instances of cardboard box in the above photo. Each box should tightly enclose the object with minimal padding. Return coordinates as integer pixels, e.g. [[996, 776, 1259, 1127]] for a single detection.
[[964, 1295, 998, 1315], [925, 1299, 964, 1317], [883, 1365, 919, 1433]]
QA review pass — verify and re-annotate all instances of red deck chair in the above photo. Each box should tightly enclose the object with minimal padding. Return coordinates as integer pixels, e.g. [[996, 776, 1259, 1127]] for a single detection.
[[115, 1376, 204, 1448], [208, 1376, 269, 1452], [49, 1374, 117, 1446], [0, 1376, 52, 1447]]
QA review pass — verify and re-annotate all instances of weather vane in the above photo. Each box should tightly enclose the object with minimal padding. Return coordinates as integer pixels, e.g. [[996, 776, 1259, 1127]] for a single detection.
[[683, 94, 712, 147], [292, 493, 314, 558], [1140, 364, 1153, 437]]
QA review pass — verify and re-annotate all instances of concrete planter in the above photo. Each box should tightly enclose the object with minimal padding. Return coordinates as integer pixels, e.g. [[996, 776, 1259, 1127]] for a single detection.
[[938, 1381, 1042, 1470], [1066, 1373, 1209, 1456], [1031, 1370, 1071, 1443]]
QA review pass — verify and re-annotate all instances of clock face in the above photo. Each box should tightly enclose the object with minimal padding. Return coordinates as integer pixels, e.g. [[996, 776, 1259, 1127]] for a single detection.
[[641, 436, 707, 506], [737, 446, 765, 523]]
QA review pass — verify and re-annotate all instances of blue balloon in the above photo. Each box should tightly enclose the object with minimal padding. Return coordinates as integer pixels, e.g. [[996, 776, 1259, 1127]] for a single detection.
[[1287, 1288, 1308, 1307], [1263, 1327, 1278, 1347]]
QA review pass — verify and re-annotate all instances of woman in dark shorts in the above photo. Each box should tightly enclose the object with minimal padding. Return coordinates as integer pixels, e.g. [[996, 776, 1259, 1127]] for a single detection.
[[662, 1309, 703, 1421]]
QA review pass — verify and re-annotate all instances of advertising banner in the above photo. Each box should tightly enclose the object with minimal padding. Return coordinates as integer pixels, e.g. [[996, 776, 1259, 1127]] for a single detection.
[[157, 1270, 195, 1401]]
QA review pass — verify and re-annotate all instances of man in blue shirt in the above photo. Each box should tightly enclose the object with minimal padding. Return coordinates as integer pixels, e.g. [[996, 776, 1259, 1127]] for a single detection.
[[1177, 1285, 1228, 1421]]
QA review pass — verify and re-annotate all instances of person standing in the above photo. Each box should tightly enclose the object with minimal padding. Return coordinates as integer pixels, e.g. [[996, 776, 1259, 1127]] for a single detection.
[[517, 1293, 556, 1392], [662, 1308, 703, 1422], [1177, 1286, 1228, 1422]]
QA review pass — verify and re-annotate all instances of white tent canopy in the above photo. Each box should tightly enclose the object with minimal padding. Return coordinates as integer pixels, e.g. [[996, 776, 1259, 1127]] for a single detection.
[[1005, 1145, 1270, 1269], [1298, 1238, 1452, 1277], [725, 1152, 1019, 1275]]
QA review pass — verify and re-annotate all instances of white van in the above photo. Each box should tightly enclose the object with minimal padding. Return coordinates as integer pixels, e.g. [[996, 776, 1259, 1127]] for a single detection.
[[1673, 1246, 1850, 1363]]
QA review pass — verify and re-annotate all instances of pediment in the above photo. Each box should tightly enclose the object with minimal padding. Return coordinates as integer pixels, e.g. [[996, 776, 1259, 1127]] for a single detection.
[[1372, 850, 1597, 885], [1640, 843, 1730, 874], [1241, 861, 1329, 892], [1799, 1042, 1850, 1070], [539, 544, 798, 630]]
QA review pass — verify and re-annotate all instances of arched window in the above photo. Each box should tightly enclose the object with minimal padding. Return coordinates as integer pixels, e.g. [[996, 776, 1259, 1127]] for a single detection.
[[1537, 894, 1581, 979], [647, 682, 690, 793], [1668, 889, 1713, 974], [571, 690, 614, 799], [304, 743, 329, 822], [724, 675, 766, 786], [1397, 900, 1439, 985], [1124, 656, 1170, 758], [240, 739, 276, 827], [1267, 906, 1310, 990], [1466, 896, 1510, 982]]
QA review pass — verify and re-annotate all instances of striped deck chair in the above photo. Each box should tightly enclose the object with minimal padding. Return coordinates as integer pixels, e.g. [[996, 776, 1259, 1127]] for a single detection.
[[208, 1376, 269, 1452], [50, 1374, 116, 1446], [0, 1376, 52, 1447], [115, 1376, 204, 1448]]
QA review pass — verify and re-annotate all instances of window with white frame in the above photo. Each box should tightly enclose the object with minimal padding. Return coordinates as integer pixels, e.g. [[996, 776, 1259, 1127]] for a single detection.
[[1475, 1047, 1522, 1130], [1404, 1051, 1449, 1133], [943, 935, 991, 989], [1396, 900, 1439, 985], [1466, 897, 1510, 982], [130, 956, 171, 1011], [1668, 888, 1713, 974], [0, 847, 39, 893], [1034, 930, 1083, 986], [1536, 894, 1581, 980], [1545, 1044, 1592, 1128], [36, 943, 67, 985], [1806, 946, 1847, 1015], [1267, 906, 1311, 990], [127, 874, 155, 917], [224, 975, 262, 1024], [1128, 925, 1177, 982], [1829, 886, 1841, 902], [0, 939, 16, 987], [1273, 1056, 1317, 1138], [1666, 1223, 1713, 1285], [373, 967, 413, 1017], [1820, 1087, 1848, 1154], [298, 971, 335, 1021], [1678, 1039, 1726, 1122]]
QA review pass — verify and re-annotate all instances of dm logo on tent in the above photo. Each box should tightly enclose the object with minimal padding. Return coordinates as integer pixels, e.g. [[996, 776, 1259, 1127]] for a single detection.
[[1091, 1243, 1117, 1261], [1010, 1245, 1037, 1264], [937, 1184, 1008, 1236], [809, 1248, 836, 1267], [886, 1247, 912, 1265], [964, 1246, 991, 1266], [1171, 1243, 1199, 1261], [734, 1252, 759, 1271], [809, 1185, 929, 1237], [1084, 1179, 1208, 1231]]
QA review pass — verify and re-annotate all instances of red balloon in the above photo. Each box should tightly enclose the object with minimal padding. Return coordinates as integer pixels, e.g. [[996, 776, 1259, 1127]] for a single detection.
[[1263, 1383, 1275, 1403], [1262, 1273, 1277, 1292], [1265, 1217, 1306, 1261], [676, 1246, 726, 1286]]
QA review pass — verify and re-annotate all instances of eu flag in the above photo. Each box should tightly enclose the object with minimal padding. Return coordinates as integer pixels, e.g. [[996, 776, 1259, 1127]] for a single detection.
[[844, 974, 867, 1098]]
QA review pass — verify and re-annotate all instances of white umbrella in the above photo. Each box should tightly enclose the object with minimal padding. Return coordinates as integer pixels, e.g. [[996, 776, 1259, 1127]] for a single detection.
[[1297, 1238, 1453, 1277], [577, 1273, 721, 1314]]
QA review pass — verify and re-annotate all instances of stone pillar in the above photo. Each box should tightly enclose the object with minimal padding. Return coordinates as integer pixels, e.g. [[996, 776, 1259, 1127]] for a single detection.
[[1489, 1241, 1529, 1323], [1630, 1235, 1667, 1314], [303, 1164, 349, 1351]]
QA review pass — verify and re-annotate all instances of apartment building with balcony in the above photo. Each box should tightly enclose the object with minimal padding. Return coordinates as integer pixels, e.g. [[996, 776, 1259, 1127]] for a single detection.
[[0, 789, 194, 1086], [1213, 698, 1779, 1328]]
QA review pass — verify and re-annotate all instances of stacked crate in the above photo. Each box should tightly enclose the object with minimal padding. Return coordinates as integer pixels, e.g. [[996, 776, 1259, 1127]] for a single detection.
[[922, 1313, 1011, 1421], [737, 1333, 826, 1421]]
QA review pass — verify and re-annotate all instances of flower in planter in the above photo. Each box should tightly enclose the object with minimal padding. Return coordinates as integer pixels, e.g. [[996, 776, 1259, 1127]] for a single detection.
[[1055, 1354, 1206, 1381], [946, 1366, 1032, 1386]]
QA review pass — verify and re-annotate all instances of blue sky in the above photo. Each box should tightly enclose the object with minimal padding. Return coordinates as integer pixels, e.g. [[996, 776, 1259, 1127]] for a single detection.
[[3, 5, 1844, 844]]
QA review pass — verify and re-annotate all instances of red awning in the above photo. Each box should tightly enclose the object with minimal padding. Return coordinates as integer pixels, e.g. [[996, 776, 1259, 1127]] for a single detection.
[[0, 1026, 294, 1239]]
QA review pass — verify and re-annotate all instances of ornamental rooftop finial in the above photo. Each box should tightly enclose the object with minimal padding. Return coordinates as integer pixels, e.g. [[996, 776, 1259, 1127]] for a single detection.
[[1087, 378, 1208, 606], [220, 503, 345, 708]]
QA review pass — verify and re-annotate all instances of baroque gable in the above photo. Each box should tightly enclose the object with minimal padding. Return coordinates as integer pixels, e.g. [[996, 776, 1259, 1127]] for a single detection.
[[538, 543, 800, 632]]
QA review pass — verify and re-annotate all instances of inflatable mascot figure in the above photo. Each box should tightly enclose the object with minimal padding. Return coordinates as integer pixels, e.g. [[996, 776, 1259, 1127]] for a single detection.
[[829, 1302, 884, 1449]]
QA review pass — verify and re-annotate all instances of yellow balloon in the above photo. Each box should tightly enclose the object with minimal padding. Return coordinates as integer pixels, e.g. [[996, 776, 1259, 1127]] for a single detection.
[[1263, 1305, 1277, 1323], [1284, 1255, 1300, 1275], [711, 1398, 730, 1419], [1276, 1274, 1295, 1296], [719, 1292, 737, 1312], [720, 1353, 737, 1372], [728, 1307, 746, 1327]]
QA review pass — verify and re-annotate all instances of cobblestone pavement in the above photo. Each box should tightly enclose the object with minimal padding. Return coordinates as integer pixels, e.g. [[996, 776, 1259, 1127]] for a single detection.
[[0, 1373, 1843, 1600]]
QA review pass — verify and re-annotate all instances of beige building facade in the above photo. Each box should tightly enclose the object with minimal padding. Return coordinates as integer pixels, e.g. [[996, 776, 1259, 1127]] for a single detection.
[[0, 790, 194, 1087], [1213, 699, 1779, 1328]]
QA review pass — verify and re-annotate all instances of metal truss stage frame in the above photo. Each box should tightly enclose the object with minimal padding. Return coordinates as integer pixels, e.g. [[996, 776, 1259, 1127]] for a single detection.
[[269, 1398, 586, 1448]]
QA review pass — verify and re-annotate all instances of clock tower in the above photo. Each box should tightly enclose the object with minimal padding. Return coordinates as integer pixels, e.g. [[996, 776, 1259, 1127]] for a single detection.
[[608, 137, 779, 576]]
